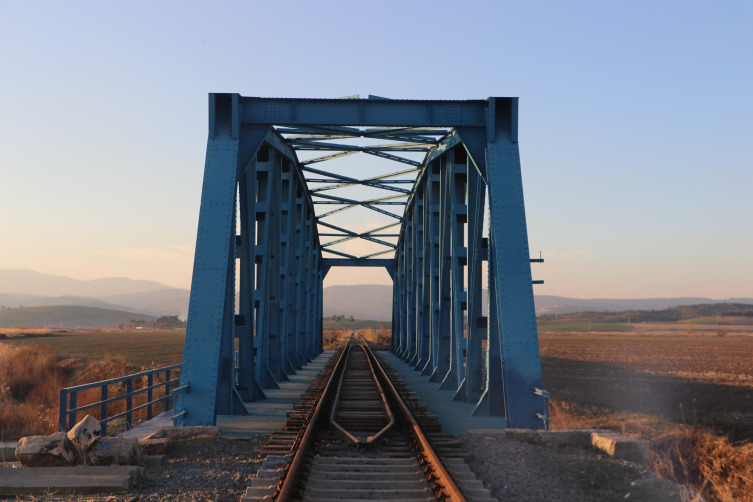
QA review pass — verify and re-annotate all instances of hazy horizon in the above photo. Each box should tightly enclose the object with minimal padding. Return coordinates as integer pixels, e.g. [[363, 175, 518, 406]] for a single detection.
[[2, 2, 751, 298], [2, 268, 753, 303]]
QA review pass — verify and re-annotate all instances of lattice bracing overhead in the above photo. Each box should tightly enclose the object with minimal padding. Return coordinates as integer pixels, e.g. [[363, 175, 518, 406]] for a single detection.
[[176, 94, 548, 430]]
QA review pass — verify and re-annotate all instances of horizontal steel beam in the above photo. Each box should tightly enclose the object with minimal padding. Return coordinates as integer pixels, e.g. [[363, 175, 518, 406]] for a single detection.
[[322, 258, 394, 268], [241, 97, 491, 127]]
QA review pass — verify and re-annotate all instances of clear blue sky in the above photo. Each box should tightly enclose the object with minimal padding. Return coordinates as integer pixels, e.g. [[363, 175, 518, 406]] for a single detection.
[[1, 0, 751, 298]]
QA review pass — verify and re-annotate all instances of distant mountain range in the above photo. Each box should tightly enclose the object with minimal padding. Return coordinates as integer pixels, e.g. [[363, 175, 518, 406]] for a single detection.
[[2, 270, 752, 324], [0, 269, 175, 297], [0, 269, 190, 320], [322, 285, 753, 321]]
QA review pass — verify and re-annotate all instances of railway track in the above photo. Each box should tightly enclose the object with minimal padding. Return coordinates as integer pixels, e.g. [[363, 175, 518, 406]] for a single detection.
[[243, 336, 497, 502]]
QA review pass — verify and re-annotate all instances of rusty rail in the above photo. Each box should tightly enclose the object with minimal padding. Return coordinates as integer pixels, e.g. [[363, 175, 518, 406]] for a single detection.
[[276, 335, 466, 502], [360, 335, 467, 502], [276, 342, 349, 502]]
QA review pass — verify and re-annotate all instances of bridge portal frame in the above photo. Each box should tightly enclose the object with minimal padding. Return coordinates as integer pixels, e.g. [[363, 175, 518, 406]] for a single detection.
[[175, 94, 548, 430]]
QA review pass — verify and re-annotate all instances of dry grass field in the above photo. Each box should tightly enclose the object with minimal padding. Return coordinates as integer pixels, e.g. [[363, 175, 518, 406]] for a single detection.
[[0, 328, 185, 368], [542, 333, 753, 501], [0, 329, 185, 441]]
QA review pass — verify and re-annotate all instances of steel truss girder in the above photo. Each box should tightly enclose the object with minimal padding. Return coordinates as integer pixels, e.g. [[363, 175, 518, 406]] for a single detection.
[[179, 94, 547, 430], [391, 98, 547, 429], [177, 95, 324, 427]]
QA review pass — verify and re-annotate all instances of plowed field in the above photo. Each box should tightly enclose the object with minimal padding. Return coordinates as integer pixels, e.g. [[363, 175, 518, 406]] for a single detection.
[[540, 334, 753, 441]]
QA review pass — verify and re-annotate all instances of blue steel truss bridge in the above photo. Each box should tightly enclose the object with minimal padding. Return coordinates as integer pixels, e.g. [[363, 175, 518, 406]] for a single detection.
[[176, 94, 548, 430]]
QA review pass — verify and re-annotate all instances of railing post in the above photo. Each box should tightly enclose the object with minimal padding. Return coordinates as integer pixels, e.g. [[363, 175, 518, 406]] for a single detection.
[[147, 374, 154, 420], [165, 369, 171, 412], [100, 385, 108, 437], [58, 389, 67, 432], [68, 391, 77, 431], [126, 379, 133, 431]]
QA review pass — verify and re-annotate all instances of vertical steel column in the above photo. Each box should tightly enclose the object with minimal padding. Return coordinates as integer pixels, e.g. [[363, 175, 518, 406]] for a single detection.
[[441, 148, 468, 392], [430, 156, 452, 383], [394, 249, 402, 355], [483, 98, 547, 428], [267, 151, 288, 382], [292, 180, 306, 369], [462, 160, 487, 403], [303, 210, 316, 362], [473, 224, 506, 417], [314, 256, 324, 355], [279, 160, 297, 376], [421, 162, 442, 377], [405, 206, 417, 365], [414, 182, 430, 370], [253, 148, 280, 390], [177, 94, 242, 426], [236, 164, 266, 402], [397, 246, 408, 359]]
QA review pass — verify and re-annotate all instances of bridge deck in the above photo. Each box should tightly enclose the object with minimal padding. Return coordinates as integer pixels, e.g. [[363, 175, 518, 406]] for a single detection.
[[218, 350, 337, 438], [382, 351, 507, 435]]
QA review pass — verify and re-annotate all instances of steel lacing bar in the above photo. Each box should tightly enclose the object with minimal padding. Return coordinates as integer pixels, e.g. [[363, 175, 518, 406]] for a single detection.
[[321, 248, 358, 259], [310, 167, 419, 193], [306, 178, 415, 184], [300, 151, 359, 165], [313, 192, 408, 205], [291, 141, 431, 152], [359, 249, 394, 258], [362, 150, 422, 167], [276, 125, 364, 136], [317, 204, 358, 219], [318, 221, 399, 249]]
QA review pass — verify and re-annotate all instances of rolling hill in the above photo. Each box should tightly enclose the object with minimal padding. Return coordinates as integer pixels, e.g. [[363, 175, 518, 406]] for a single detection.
[[321, 285, 753, 321], [0, 306, 157, 328], [0, 269, 180, 297], [0, 270, 190, 319]]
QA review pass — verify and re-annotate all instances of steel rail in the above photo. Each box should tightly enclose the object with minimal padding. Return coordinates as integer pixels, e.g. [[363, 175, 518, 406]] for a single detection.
[[329, 344, 395, 448], [276, 344, 349, 502], [359, 335, 468, 502], [328, 343, 361, 445]]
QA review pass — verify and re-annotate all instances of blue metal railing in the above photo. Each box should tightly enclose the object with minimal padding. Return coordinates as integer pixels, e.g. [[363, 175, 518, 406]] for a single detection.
[[59, 364, 181, 436]]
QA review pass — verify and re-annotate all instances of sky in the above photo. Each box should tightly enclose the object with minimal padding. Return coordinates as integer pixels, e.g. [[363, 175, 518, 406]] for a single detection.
[[1, 0, 752, 299]]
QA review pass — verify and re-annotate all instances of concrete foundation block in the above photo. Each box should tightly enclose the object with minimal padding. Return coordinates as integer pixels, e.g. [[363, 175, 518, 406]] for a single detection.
[[591, 432, 650, 463], [139, 437, 171, 455], [141, 455, 166, 469], [0, 465, 144, 495], [89, 437, 139, 465], [16, 432, 77, 467]]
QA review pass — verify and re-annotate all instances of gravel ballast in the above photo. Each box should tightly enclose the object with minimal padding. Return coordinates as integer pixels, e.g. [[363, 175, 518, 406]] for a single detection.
[[8, 434, 268, 502]]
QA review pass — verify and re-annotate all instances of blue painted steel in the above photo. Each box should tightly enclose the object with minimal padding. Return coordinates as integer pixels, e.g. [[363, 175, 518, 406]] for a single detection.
[[179, 94, 546, 429]]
